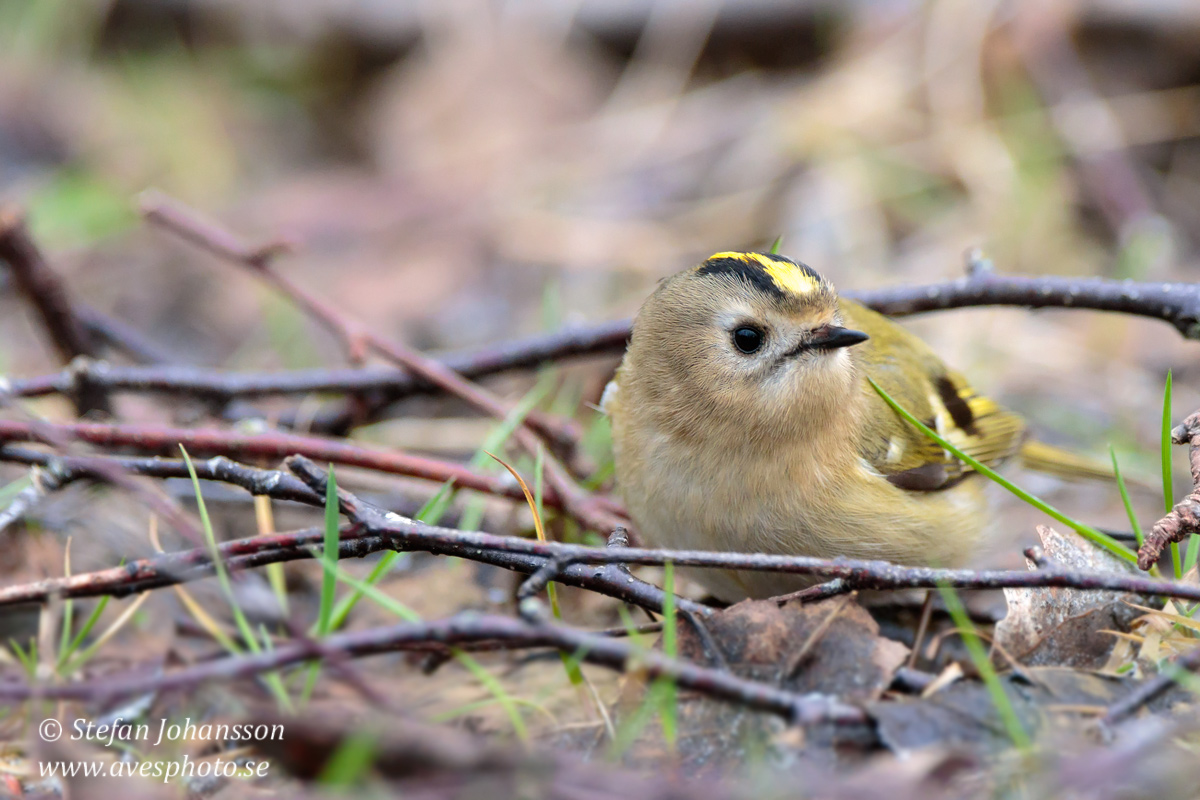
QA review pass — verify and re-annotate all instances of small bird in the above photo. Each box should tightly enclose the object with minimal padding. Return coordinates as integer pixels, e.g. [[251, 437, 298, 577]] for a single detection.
[[603, 251, 1109, 601]]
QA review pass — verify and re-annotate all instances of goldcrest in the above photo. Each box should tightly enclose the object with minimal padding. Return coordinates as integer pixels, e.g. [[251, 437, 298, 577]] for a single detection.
[[603, 251, 1106, 601]]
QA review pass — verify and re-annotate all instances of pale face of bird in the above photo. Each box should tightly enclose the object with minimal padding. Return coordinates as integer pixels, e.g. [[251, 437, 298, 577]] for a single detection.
[[619, 257, 868, 446]]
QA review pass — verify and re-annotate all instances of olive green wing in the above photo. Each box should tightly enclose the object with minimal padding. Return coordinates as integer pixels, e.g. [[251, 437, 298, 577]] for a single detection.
[[839, 299, 1027, 491]]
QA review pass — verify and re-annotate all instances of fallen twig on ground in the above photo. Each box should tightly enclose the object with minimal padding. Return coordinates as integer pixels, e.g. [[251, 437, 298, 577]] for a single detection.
[[8, 455, 1200, 614], [1138, 408, 1200, 570], [140, 192, 626, 534], [0, 418, 576, 508], [0, 612, 866, 726]]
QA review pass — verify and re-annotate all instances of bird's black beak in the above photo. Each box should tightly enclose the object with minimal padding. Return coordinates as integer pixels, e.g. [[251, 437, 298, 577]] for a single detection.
[[810, 326, 869, 350]]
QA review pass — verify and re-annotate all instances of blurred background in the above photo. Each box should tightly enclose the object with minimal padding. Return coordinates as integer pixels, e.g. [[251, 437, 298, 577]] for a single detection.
[[2, 0, 1200, 565]]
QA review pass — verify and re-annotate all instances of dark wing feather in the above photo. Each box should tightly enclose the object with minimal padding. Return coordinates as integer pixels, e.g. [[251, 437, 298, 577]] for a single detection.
[[839, 298, 1027, 492]]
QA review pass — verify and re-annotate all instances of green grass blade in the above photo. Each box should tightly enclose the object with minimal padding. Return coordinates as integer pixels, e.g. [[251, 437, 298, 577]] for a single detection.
[[317, 557, 422, 623], [334, 376, 550, 626], [1162, 370, 1174, 515], [58, 595, 73, 671], [0, 476, 31, 507], [937, 583, 1030, 749], [9, 638, 37, 678], [432, 695, 555, 727], [181, 447, 292, 708], [769, 235, 783, 255], [436, 374, 557, 537], [1163, 370, 1183, 576], [470, 374, 556, 470], [317, 730, 378, 786], [609, 606, 656, 757], [1110, 447, 1144, 548], [58, 595, 108, 671], [452, 650, 529, 742], [534, 443, 585, 688], [869, 378, 1136, 564], [327, 480, 454, 631], [181, 447, 254, 652], [310, 553, 529, 740], [327, 550, 405, 632], [317, 465, 340, 636], [303, 465, 341, 701]]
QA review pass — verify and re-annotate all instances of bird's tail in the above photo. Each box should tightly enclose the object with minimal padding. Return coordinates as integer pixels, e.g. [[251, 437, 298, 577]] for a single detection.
[[1018, 440, 1124, 484]]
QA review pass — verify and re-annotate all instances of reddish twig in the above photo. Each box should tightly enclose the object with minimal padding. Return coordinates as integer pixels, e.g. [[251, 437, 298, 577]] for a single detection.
[[138, 190, 368, 363], [0, 417, 588, 510], [0, 409, 204, 545], [139, 191, 620, 532], [138, 191, 579, 443], [1138, 408, 1200, 570]]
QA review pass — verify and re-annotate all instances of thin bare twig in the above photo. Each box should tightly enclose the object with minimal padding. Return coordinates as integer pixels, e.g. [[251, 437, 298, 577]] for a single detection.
[[847, 274, 1200, 340], [0, 445, 322, 504], [9, 454, 1200, 615], [13, 453, 1200, 670], [12, 271, 1200, 413], [0, 447, 678, 614], [139, 191, 622, 533], [0, 612, 867, 726], [0, 519, 706, 616], [7, 335, 624, 403], [0, 405, 204, 546], [1138, 408, 1200, 570], [0, 417, 578, 509]]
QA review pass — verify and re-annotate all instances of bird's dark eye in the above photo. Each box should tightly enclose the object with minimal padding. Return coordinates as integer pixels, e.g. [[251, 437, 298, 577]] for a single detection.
[[732, 326, 764, 354]]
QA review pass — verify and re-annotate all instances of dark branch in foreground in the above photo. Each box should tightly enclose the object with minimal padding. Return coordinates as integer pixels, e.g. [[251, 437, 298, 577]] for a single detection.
[[8, 455, 1200, 615], [1138, 407, 1200, 570], [7, 446, 1200, 617], [0, 451, 678, 614], [0, 612, 865, 726]]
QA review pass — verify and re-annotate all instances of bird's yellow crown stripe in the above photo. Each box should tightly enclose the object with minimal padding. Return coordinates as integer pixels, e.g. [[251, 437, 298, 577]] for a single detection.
[[706, 251, 825, 296]]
